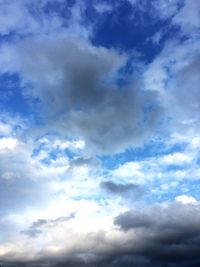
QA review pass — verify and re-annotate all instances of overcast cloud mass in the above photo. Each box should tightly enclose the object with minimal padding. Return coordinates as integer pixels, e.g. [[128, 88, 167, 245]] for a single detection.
[[0, 0, 200, 266]]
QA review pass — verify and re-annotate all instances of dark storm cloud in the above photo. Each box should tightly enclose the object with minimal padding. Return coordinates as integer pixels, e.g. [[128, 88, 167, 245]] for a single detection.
[[21, 213, 76, 238], [100, 180, 145, 199], [2, 201, 200, 267], [113, 201, 200, 266], [114, 210, 153, 229], [2, 34, 161, 154]]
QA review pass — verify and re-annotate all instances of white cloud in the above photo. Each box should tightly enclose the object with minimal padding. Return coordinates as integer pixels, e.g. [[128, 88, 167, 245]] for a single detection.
[[172, 0, 200, 34], [175, 194, 197, 204], [159, 152, 192, 165], [0, 137, 18, 151], [0, 121, 12, 136], [0, 0, 91, 40], [113, 162, 141, 178], [94, 2, 113, 14], [152, 0, 181, 19], [111, 141, 200, 187], [0, 116, 122, 258]]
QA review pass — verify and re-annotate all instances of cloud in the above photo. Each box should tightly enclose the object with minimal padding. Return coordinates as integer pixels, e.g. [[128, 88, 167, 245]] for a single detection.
[[0, 0, 60, 36], [0, 1, 199, 267], [70, 157, 100, 168], [0, 121, 12, 136], [0, 116, 85, 215], [2, 199, 200, 267], [110, 148, 196, 186], [100, 180, 144, 199], [172, 0, 200, 34], [93, 2, 113, 14], [0, 137, 18, 151], [153, 0, 181, 19], [21, 213, 76, 238], [138, 0, 200, 140], [127, 0, 181, 21], [0, 137, 49, 213], [175, 194, 197, 204], [0, 0, 90, 38], [114, 199, 200, 266], [0, 34, 161, 154], [128, 0, 199, 36], [170, 55, 200, 129], [143, 34, 200, 143]]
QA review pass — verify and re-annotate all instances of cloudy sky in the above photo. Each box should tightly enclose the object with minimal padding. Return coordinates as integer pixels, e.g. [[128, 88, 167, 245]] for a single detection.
[[0, 0, 200, 266]]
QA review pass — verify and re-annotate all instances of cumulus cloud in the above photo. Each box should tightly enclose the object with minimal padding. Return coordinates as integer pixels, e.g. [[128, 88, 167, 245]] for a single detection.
[[0, 34, 161, 154], [111, 148, 196, 186], [0, 137, 18, 151], [0, 115, 95, 216], [114, 199, 200, 267], [0, 0, 90, 38], [141, 0, 200, 139], [144, 35, 200, 142], [0, 0, 60, 36], [129, 0, 199, 35]]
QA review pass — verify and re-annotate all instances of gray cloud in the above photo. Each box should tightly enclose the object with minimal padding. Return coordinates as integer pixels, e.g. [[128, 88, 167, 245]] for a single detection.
[[1, 34, 161, 154], [0, 171, 49, 215], [0, 139, 51, 216], [70, 157, 100, 168], [114, 210, 153, 229], [172, 56, 200, 126], [100, 181, 145, 199], [2, 201, 200, 267], [114, 201, 200, 266], [21, 213, 76, 238]]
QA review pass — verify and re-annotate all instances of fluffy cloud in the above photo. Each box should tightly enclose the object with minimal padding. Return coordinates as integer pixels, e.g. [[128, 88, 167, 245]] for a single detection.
[[144, 36, 200, 142], [114, 199, 200, 267], [0, 0, 90, 38], [0, 34, 161, 154]]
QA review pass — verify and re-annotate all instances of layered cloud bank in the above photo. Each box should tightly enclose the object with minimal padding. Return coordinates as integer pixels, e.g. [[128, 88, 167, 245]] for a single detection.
[[0, 0, 200, 267]]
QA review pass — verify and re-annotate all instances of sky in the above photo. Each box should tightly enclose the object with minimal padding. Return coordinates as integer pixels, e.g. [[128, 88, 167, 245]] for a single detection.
[[0, 0, 200, 266]]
